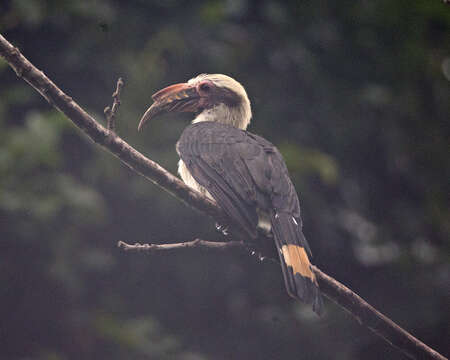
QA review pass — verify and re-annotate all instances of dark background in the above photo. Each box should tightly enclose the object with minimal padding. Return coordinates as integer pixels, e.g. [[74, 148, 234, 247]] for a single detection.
[[1, 1, 449, 359]]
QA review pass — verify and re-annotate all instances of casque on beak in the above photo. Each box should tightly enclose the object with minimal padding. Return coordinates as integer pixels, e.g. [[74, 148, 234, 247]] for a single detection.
[[138, 83, 200, 131]]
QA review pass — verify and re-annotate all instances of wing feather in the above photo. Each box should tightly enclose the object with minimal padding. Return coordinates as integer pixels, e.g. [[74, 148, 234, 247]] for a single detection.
[[177, 121, 322, 314], [177, 122, 304, 236]]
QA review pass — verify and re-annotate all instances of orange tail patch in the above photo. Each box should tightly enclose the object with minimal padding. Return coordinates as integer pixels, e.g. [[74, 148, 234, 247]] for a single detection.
[[281, 245, 317, 284]]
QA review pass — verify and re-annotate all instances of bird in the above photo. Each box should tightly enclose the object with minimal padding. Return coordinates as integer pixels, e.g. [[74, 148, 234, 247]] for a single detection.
[[138, 74, 323, 315]]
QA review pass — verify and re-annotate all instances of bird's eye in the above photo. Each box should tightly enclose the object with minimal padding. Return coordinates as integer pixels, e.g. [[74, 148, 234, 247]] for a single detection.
[[199, 83, 211, 92]]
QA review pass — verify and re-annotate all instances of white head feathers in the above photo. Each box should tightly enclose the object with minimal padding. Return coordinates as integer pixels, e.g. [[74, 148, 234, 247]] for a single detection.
[[188, 74, 252, 130]]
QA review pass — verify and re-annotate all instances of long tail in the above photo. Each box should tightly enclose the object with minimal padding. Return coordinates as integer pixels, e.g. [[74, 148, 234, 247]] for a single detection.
[[271, 211, 323, 315]]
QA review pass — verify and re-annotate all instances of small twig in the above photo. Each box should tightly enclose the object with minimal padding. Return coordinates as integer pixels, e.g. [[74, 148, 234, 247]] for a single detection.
[[104, 77, 124, 131], [118, 238, 276, 264], [117, 239, 245, 252]]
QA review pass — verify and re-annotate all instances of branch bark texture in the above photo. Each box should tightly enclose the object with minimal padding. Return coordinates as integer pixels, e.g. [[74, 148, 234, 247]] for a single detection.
[[0, 34, 446, 360]]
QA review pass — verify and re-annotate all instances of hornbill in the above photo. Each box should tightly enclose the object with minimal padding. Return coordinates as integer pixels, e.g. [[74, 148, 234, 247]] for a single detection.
[[138, 74, 323, 315]]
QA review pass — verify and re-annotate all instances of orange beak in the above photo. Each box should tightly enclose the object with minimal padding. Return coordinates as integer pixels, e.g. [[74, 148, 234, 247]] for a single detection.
[[138, 83, 200, 131]]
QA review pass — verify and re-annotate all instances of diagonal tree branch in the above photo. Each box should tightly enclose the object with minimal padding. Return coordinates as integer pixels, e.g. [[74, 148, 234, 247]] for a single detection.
[[0, 33, 446, 360], [117, 238, 447, 360]]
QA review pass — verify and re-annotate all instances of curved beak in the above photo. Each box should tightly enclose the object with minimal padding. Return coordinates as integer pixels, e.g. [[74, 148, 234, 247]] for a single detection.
[[138, 83, 200, 131]]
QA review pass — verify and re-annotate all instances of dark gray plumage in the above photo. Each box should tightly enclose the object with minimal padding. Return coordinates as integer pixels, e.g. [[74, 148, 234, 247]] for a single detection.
[[177, 121, 323, 314]]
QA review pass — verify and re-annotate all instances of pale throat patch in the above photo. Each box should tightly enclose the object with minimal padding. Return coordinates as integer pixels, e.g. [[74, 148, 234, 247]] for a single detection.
[[281, 244, 316, 282], [192, 103, 250, 130]]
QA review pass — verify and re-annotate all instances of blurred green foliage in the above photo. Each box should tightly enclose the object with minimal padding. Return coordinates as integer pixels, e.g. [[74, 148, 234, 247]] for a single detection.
[[0, 0, 449, 359]]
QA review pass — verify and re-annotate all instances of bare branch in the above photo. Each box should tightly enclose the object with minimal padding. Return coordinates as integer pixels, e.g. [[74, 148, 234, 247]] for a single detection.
[[0, 34, 225, 224], [117, 239, 245, 252], [104, 77, 124, 131], [0, 33, 446, 360], [312, 267, 448, 360]]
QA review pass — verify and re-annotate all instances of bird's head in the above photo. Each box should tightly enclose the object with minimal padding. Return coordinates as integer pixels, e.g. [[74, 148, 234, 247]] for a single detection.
[[138, 74, 252, 131]]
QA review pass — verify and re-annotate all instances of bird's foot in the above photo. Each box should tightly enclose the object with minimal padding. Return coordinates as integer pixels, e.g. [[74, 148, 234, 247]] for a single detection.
[[215, 223, 229, 236], [248, 248, 267, 263]]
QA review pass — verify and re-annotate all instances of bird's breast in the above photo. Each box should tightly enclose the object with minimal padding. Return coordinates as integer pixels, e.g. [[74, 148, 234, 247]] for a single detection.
[[178, 159, 213, 199]]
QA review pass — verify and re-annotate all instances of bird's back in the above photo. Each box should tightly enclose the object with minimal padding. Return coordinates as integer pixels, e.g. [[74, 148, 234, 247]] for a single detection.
[[177, 122, 300, 218], [177, 121, 322, 314]]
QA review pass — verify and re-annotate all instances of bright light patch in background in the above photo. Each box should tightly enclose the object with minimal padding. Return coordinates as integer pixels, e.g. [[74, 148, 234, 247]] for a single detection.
[[442, 57, 450, 81]]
